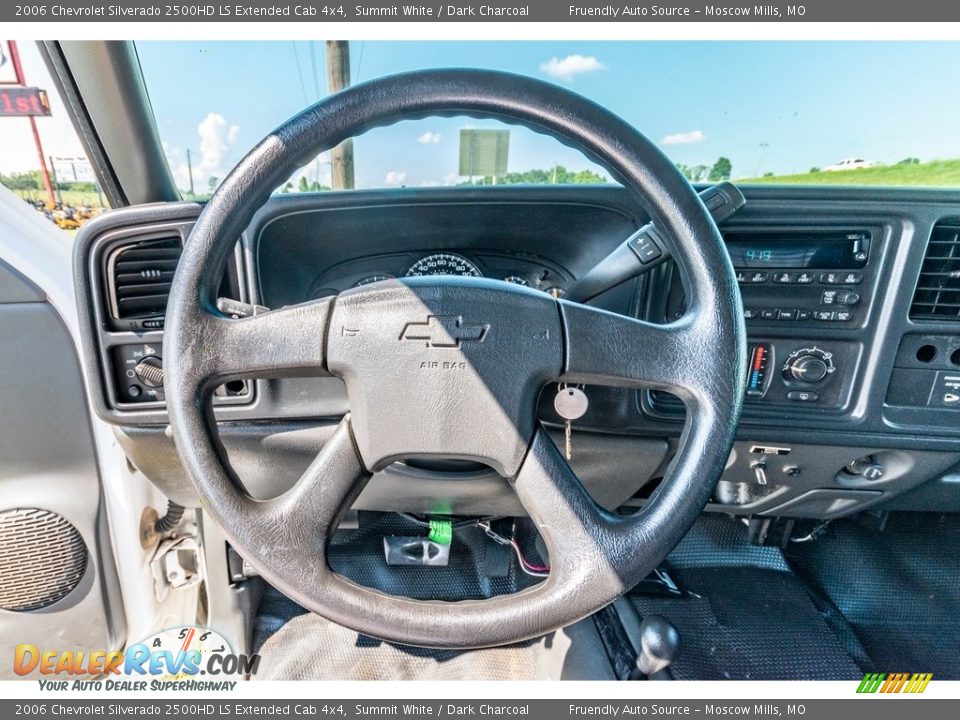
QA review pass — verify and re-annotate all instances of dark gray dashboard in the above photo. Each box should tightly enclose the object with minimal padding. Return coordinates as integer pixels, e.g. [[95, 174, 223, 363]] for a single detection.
[[72, 185, 960, 520]]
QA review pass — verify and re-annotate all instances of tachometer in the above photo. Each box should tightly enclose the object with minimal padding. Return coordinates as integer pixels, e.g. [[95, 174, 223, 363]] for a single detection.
[[406, 253, 482, 278]]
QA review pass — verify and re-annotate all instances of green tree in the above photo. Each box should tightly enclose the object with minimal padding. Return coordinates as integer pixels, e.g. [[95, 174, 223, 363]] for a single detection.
[[298, 176, 309, 192], [207, 176, 219, 192], [676, 163, 709, 182], [708, 157, 732, 182], [492, 165, 607, 185], [0, 170, 42, 191], [809, 167, 821, 173]]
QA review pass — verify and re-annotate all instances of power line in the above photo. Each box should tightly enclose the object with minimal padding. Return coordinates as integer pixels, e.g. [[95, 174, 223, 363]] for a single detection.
[[308, 41, 322, 101], [354, 41, 365, 83], [290, 42, 309, 107]]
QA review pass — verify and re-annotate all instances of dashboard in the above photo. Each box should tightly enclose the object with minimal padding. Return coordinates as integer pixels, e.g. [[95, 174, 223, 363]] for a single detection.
[[72, 185, 960, 522]]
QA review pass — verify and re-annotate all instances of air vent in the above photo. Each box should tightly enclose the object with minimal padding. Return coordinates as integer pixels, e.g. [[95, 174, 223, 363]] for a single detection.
[[910, 221, 960, 321], [107, 237, 182, 320]]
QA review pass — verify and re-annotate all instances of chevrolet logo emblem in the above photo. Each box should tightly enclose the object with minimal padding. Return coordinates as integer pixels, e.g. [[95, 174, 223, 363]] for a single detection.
[[399, 315, 489, 348]]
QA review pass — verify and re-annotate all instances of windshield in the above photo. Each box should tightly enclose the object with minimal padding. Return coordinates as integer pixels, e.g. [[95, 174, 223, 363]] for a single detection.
[[135, 40, 960, 196]]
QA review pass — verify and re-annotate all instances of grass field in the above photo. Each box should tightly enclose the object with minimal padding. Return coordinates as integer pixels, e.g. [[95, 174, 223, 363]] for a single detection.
[[740, 158, 960, 187]]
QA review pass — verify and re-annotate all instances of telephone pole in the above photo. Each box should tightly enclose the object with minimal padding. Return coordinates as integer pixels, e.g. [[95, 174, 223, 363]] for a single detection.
[[8, 41, 55, 207], [186, 149, 195, 197], [325, 41, 354, 190]]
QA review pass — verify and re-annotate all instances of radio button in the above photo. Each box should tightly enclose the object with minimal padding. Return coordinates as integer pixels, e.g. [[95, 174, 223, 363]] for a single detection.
[[820, 272, 840, 284], [772, 272, 796, 284], [787, 390, 820, 402], [797, 310, 813, 321], [796, 272, 816, 284], [743, 308, 758, 319], [822, 290, 837, 305], [778, 308, 798, 320], [760, 309, 778, 320], [841, 272, 863, 285], [813, 310, 835, 321], [834, 310, 854, 322]]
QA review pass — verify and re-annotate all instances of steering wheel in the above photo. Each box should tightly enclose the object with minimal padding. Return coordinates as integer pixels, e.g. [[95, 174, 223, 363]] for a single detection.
[[164, 69, 746, 649]]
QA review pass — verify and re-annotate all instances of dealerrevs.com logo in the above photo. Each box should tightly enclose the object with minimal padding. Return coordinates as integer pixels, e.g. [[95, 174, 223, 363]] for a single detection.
[[14, 627, 260, 691], [857, 672, 933, 694]]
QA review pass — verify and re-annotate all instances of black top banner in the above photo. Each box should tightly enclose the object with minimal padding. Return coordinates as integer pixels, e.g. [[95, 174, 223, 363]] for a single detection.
[[6, 0, 960, 22]]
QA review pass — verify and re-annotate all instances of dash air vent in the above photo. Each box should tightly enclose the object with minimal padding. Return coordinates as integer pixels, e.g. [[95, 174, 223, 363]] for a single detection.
[[107, 237, 182, 321], [910, 220, 960, 322]]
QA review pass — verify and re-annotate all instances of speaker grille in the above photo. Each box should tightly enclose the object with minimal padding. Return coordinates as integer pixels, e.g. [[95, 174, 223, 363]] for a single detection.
[[0, 509, 88, 612]]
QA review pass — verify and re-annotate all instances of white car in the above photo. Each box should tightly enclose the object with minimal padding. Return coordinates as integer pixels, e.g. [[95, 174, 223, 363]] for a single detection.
[[823, 158, 878, 171]]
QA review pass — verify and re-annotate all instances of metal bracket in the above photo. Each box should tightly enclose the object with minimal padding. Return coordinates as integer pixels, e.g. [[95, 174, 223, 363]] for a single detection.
[[150, 535, 204, 602]]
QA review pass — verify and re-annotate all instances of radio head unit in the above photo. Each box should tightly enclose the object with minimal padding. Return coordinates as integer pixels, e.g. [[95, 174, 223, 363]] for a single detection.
[[661, 227, 875, 327], [724, 230, 870, 269]]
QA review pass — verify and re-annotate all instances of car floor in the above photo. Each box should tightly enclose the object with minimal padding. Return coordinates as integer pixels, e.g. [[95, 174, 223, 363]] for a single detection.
[[250, 511, 959, 680]]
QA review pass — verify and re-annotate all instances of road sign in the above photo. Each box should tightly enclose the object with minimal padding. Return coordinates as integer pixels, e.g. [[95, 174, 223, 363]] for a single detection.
[[459, 129, 510, 179], [50, 157, 97, 183], [0, 86, 51, 117]]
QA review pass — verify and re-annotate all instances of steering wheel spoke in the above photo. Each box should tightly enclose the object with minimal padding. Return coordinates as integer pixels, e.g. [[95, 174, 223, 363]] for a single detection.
[[559, 300, 712, 401], [191, 297, 335, 386], [263, 417, 370, 545]]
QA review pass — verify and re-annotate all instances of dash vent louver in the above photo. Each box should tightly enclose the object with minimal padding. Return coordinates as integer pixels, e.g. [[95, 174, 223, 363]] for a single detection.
[[107, 237, 182, 320], [910, 220, 960, 322]]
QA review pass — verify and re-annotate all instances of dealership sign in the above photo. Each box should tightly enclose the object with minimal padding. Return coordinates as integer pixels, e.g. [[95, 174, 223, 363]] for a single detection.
[[0, 86, 51, 117], [0, 41, 18, 84]]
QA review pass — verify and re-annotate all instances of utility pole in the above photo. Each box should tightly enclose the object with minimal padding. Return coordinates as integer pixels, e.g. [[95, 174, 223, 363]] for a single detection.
[[48, 155, 62, 206], [186, 149, 195, 197], [8, 41, 55, 208], [325, 41, 354, 190]]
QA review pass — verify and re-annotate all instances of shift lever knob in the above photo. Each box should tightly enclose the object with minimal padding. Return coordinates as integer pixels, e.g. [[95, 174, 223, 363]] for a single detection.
[[635, 614, 680, 677]]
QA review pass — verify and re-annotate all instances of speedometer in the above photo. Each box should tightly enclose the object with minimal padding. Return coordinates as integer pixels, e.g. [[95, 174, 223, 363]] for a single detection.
[[406, 253, 482, 278]]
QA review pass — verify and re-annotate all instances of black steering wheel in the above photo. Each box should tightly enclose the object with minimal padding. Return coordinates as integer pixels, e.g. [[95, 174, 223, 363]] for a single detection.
[[164, 69, 746, 649]]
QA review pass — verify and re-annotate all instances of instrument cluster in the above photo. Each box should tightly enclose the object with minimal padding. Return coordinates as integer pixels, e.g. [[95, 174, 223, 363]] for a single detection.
[[307, 251, 569, 299]]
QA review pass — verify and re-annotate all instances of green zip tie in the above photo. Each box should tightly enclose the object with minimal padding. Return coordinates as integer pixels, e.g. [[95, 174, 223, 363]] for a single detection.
[[428, 519, 453, 546]]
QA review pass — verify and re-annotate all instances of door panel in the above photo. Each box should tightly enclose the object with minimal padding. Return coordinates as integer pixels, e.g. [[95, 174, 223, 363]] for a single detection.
[[0, 258, 124, 678]]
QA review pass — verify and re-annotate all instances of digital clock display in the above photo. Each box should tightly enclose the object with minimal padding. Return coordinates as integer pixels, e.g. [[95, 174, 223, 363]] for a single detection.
[[744, 249, 775, 263], [725, 231, 870, 269]]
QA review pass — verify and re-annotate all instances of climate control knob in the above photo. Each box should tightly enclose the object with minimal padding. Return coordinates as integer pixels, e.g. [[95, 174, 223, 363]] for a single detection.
[[783, 347, 835, 384]]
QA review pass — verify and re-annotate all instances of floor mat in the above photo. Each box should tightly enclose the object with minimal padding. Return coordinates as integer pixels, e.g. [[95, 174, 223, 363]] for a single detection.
[[253, 606, 613, 681], [629, 566, 864, 680], [785, 512, 960, 678], [251, 512, 612, 680]]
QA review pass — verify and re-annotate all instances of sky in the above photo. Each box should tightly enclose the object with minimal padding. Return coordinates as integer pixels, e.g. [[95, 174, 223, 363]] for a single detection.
[[4, 41, 960, 191]]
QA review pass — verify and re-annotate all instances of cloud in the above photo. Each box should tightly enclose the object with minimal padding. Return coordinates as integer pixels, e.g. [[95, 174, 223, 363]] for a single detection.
[[197, 112, 240, 180], [384, 170, 407, 186], [417, 131, 442, 144], [162, 112, 243, 193], [661, 130, 706, 146], [420, 180, 441, 187], [539, 55, 605, 82]]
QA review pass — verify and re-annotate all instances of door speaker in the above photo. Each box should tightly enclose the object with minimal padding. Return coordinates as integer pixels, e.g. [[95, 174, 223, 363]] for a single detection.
[[0, 508, 88, 612]]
